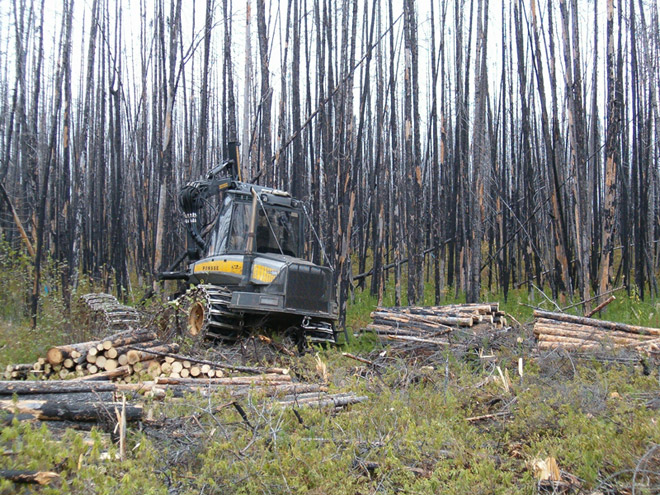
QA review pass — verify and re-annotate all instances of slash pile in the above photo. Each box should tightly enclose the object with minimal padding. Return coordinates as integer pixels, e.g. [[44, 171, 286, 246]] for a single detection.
[[365, 303, 507, 347], [533, 310, 660, 359]]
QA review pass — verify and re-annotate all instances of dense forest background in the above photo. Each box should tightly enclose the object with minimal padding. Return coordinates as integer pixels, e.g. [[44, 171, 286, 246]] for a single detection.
[[0, 0, 659, 327]]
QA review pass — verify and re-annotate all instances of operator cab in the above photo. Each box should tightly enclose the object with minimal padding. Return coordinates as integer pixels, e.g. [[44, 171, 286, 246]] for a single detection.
[[207, 187, 303, 259]]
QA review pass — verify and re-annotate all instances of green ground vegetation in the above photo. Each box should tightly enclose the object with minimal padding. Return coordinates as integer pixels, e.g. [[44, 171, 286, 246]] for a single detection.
[[0, 245, 658, 494]]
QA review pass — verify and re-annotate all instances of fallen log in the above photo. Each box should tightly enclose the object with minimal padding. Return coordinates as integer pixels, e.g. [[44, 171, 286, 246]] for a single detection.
[[47, 341, 100, 366], [46, 328, 146, 365], [371, 310, 454, 328], [584, 296, 616, 317], [229, 383, 328, 398], [0, 398, 142, 422], [125, 348, 289, 375], [73, 365, 131, 381], [155, 374, 292, 386], [536, 334, 603, 346], [6, 391, 115, 403], [386, 334, 449, 345], [533, 310, 660, 337], [372, 310, 473, 327], [0, 380, 116, 395], [378, 302, 499, 314], [125, 343, 180, 365], [281, 394, 368, 409], [537, 341, 602, 351], [534, 321, 649, 346], [0, 470, 60, 485], [365, 323, 448, 338]]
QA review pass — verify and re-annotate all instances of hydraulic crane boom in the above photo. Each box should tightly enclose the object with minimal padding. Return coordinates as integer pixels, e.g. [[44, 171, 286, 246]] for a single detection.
[[178, 142, 241, 261]]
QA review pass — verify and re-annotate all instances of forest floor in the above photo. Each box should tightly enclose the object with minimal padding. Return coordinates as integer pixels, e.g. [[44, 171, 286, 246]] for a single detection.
[[0, 288, 659, 494]]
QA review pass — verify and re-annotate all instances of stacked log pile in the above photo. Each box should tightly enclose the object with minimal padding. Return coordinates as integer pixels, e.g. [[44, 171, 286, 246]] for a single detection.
[[533, 310, 660, 358], [4, 328, 187, 381], [3, 331, 268, 382], [1, 327, 368, 421], [75, 293, 141, 336], [365, 303, 506, 347]]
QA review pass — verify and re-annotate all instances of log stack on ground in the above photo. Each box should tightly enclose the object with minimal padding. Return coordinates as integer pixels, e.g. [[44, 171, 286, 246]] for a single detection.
[[0, 371, 365, 422], [1, 329, 368, 417], [533, 310, 660, 359], [74, 293, 141, 337], [365, 303, 506, 347]]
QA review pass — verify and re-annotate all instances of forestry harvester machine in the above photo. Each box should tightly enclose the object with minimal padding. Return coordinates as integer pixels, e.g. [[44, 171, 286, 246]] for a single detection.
[[160, 143, 338, 346]]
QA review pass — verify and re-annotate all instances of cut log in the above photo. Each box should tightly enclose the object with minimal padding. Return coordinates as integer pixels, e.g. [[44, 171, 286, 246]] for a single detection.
[[0, 470, 59, 485], [74, 365, 131, 381], [533, 310, 660, 337], [125, 343, 180, 365], [584, 296, 616, 317], [365, 323, 447, 338], [102, 329, 158, 349], [276, 393, 368, 409], [534, 322, 646, 346], [156, 374, 292, 386], [123, 347, 289, 375], [386, 334, 450, 345], [6, 391, 115, 403], [537, 341, 601, 351], [0, 398, 142, 422], [0, 380, 116, 395], [371, 311, 461, 329], [6, 363, 34, 373], [95, 355, 107, 370], [47, 341, 99, 366], [147, 362, 162, 378], [370, 317, 452, 334], [103, 359, 118, 372]]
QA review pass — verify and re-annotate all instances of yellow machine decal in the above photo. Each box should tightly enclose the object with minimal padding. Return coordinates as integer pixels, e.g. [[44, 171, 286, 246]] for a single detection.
[[194, 260, 243, 274], [251, 263, 279, 283]]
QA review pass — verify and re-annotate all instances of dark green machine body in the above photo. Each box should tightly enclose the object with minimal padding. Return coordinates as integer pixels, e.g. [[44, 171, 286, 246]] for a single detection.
[[163, 146, 338, 344]]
